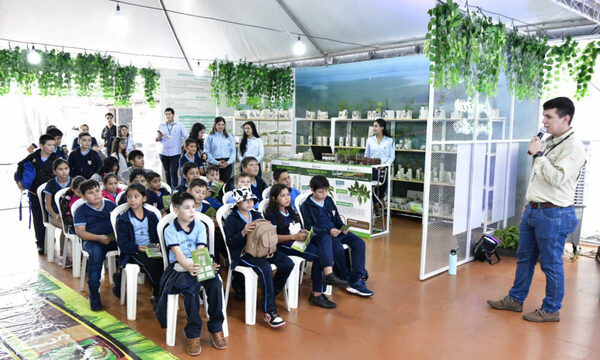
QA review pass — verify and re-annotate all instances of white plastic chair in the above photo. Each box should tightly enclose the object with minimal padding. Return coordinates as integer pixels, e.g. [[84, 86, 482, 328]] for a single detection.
[[258, 198, 270, 216], [115, 191, 125, 205], [118, 183, 128, 192], [72, 199, 120, 292], [217, 204, 303, 325], [54, 188, 80, 272], [37, 182, 60, 262], [157, 211, 229, 346], [199, 176, 209, 183], [222, 190, 234, 205], [110, 203, 162, 320], [160, 181, 172, 194], [261, 186, 271, 201]]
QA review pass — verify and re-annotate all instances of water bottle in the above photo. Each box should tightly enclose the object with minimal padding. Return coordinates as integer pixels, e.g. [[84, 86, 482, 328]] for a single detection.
[[449, 249, 457, 275]]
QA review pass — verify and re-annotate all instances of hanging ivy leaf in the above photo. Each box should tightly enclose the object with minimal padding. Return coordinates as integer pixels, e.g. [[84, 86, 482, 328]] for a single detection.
[[114, 65, 138, 107], [97, 55, 117, 100], [0, 49, 13, 95], [73, 53, 100, 96], [573, 40, 600, 100], [11, 47, 38, 95], [139, 67, 160, 108]]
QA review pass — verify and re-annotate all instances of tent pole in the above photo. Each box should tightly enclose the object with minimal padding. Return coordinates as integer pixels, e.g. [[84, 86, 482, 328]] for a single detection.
[[274, 0, 326, 56], [157, 0, 193, 71]]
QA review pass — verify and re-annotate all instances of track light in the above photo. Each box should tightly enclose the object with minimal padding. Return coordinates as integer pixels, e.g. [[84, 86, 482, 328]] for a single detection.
[[109, 2, 128, 32], [293, 36, 306, 56], [27, 45, 41, 65]]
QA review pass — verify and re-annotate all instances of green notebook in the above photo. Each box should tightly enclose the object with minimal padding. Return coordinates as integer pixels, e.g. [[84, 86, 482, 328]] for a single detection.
[[291, 227, 314, 253], [204, 206, 217, 218], [191, 247, 215, 282], [340, 223, 352, 232], [145, 244, 162, 258], [209, 181, 224, 198], [162, 195, 172, 209]]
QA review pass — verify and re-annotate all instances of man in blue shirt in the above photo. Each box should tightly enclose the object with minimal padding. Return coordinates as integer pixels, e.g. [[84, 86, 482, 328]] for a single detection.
[[156, 108, 188, 188], [68, 132, 102, 179], [74, 179, 118, 311]]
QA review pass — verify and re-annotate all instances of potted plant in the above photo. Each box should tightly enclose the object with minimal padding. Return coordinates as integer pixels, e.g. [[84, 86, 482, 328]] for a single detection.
[[338, 100, 349, 119], [493, 226, 519, 257], [306, 104, 316, 119], [353, 104, 363, 119], [317, 105, 329, 120]]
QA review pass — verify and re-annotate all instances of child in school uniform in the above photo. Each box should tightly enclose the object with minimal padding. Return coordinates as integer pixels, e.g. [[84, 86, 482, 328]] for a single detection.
[[146, 171, 170, 215], [225, 173, 258, 210], [155, 192, 227, 355], [120, 150, 151, 185], [223, 157, 267, 202], [186, 179, 220, 215], [44, 159, 71, 229], [265, 184, 347, 309], [74, 179, 118, 310], [173, 162, 201, 194], [224, 187, 293, 328], [68, 132, 102, 179], [300, 175, 373, 297], [118, 169, 162, 211], [91, 157, 120, 184], [272, 169, 301, 211], [16, 134, 58, 254], [59, 176, 85, 235], [101, 174, 122, 203], [179, 138, 204, 183], [113, 183, 163, 301]]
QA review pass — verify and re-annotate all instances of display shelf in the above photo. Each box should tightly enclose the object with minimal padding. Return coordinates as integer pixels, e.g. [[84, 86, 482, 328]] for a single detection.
[[395, 149, 425, 153], [390, 208, 423, 217], [432, 150, 457, 154], [296, 118, 333, 122], [335, 145, 366, 149], [429, 213, 454, 220], [391, 178, 424, 184], [432, 117, 506, 122], [264, 144, 292, 147], [296, 143, 313, 147], [339, 118, 427, 122], [431, 182, 455, 187], [234, 118, 291, 122]]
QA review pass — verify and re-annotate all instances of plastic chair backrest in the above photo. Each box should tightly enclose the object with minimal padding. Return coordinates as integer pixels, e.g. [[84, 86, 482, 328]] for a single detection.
[[37, 182, 49, 223], [199, 176, 209, 183], [216, 203, 234, 264], [294, 192, 311, 226], [262, 186, 271, 201], [115, 191, 125, 204], [160, 181, 172, 194], [54, 187, 70, 234], [111, 203, 162, 241], [71, 198, 86, 225], [222, 190, 234, 204], [118, 183, 128, 192], [258, 198, 269, 217]]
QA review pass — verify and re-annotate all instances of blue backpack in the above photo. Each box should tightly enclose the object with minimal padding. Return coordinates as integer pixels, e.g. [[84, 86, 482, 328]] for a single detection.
[[18, 162, 37, 190]]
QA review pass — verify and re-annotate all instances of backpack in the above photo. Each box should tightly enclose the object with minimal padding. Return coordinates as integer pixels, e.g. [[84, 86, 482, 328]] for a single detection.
[[473, 234, 501, 264], [15, 161, 37, 190], [244, 219, 278, 258]]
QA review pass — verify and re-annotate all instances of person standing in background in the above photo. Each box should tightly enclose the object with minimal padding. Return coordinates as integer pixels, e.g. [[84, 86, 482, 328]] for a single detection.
[[156, 107, 188, 188], [238, 121, 264, 178], [101, 113, 117, 157], [118, 124, 135, 154], [364, 118, 394, 204], [204, 117, 236, 182], [72, 124, 99, 151]]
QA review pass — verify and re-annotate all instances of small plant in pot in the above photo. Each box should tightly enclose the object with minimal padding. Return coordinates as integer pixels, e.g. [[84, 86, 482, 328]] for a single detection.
[[306, 104, 316, 119], [353, 104, 363, 119], [338, 100, 349, 119], [493, 226, 519, 257]]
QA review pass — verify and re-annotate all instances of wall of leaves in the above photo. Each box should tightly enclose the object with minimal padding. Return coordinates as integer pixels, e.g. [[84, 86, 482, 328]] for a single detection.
[[207, 60, 294, 109], [425, 0, 599, 100], [0, 47, 160, 107]]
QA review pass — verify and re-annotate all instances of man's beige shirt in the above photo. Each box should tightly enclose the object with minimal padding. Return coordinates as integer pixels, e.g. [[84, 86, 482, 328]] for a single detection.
[[525, 128, 586, 207]]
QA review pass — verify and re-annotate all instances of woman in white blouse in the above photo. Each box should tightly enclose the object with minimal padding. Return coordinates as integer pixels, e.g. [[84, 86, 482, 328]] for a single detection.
[[365, 118, 395, 200], [238, 121, 265, 177]]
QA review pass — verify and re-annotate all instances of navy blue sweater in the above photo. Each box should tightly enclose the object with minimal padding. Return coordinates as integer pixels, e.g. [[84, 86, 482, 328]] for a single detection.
[[15, 149, 58, 192], [68, 148, 102, 179], [115, 208, 160, 267], [224, 209, 263, 268], [300, 195, 344, 235]]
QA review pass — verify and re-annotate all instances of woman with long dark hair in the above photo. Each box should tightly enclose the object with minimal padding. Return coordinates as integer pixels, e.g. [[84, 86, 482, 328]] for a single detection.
[[238, 121, 264, 177], [204, 117, 236, 182], [110, 137, 128, 181], [118, 125, 135, 154], [365, 118, 394, 204]]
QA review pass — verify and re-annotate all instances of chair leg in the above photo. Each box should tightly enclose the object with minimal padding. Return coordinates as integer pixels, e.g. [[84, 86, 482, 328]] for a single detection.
[[324, 285, 333, 296], [120, 267, 127, 306], [80, 256, 88, 292], [299, 261, 306, 285], [45, 225, 55, 262], [72, 239, 81, 278], [166, 294, 179, 346], [224, 269, 232, 309], [219, 277, 229, 337], [125, 264, 139, 321], [61, 236, 69, 268], [107, 256, 116, 285], [284, 283, 290, 312], [286, 257, 303, 310], [244, 272, 258, 326]]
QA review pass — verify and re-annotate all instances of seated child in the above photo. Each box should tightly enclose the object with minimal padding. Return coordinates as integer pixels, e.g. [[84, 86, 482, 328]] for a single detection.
[[118, 169, 162, 210], [187, 178, 220, 215], [155, 192, 227, 355], [224, 187, 293, 328], [224, 157, 267, 202], [59, 175, 86, 234], [91, 156, 120, 183], [173, 162, 201, 194], [300, 175, 373, 297], [179, 138, 204, 183], [121, 150, 150, 185], [68, 132, 102, 179], [74, 179, 118, 310], [146, 171, 171, 215], [44, 159, 71, 257], [272, 169, 301, 211], [113, 183, 163, 300], [225, 172, 257, 210], [101, 173, 122, 203], [265, 184, 346, 309]]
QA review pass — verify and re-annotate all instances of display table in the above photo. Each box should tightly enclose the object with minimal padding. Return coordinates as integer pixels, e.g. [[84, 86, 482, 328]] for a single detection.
[[271, 159, 391, 238]]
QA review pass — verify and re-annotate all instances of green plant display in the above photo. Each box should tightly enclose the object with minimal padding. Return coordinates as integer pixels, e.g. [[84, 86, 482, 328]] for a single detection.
[[476, 17, 507, 96], [0, 49, 11, 95], [11, 47, 37, 95], [139, 67, 160, 108], [494, 225, 519, 251], [348, 180, 370, 205], [338, 100, 349, 111], [38, 50, 73, 96], [72, 53, 100, 96], [114, 65, 137, 107], [543, 35, 579, 94], [573, 40, 600, 100], [506, 32, 549, 100]]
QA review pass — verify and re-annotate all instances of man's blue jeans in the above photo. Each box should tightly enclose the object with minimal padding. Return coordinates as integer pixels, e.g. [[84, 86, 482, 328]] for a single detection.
[[508, 205, 578, 313]]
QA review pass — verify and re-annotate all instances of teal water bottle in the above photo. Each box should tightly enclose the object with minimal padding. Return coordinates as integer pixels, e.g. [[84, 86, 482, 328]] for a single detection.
[[449, 249, 457, 275]]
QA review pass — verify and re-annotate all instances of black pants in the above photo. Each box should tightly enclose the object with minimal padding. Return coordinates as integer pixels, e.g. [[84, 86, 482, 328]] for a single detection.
[[115, 253, 165, 297], [160, 154, 180, 188], [216, 159, 233, 183], [28, 192, 45, 250]]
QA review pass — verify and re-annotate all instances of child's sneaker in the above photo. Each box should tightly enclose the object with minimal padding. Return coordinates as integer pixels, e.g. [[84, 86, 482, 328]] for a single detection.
[[323, 273, 348, 286], [89, 290, 103, 311], [346, 279, 374, 297], [264, 311, 286, 328]]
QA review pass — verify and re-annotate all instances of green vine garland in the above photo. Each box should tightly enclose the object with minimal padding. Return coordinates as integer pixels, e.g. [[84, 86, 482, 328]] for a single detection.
[[114, 65, 137, 107], [573, 40, 600, 99], [139, 68, 160, 107]]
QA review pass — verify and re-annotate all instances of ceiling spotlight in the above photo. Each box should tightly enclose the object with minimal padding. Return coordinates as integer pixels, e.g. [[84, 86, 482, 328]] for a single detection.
[[293, 36, 306, 56], [27, 45, 41, 65], [193, 61, 204, 76], [109, 2, 128, 32]]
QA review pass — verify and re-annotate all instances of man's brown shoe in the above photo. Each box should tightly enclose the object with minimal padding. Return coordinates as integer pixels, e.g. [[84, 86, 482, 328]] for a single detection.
[[210, 331, 228, 350], [487, 295, 523, 312], [186, 337, 201, 356], [522, 308, 560, 322]]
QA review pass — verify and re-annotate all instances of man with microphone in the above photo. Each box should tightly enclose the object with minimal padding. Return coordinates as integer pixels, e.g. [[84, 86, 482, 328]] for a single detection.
[[487, 97, 585, 322]]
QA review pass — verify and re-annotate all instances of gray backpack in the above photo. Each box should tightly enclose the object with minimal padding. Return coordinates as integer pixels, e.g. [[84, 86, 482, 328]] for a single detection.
[[244, 219, 278, 258]]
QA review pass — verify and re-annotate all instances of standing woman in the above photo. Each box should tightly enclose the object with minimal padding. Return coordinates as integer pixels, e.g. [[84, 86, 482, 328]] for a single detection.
[[156, 107, 188, 188], [110, 137, 128, 181], [365, 118, 394, 200], [204, 117, 236, 182], [188, 122, 208, 162], [118, 125, 135, 154], [238, 121, 265, 177]]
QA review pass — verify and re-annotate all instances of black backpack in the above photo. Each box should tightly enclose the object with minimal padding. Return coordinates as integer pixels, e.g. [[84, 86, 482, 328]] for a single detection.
[[473, 234, 501, 264]]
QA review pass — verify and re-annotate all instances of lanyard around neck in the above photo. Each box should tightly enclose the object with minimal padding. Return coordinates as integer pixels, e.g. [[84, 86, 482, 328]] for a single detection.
[[544, 132, 573, 157]]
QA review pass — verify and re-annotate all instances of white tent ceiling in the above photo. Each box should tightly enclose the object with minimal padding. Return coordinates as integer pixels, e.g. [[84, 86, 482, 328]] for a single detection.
[[0, 0, 595, 70]]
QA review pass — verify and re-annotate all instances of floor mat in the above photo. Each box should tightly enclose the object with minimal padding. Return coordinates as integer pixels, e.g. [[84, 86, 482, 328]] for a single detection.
[[0, 270, 177, 360]]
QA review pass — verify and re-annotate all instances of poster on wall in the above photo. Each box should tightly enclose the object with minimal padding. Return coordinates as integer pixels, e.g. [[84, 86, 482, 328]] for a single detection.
[[272, 160, 373, 237], [159, 69, 216, 130]]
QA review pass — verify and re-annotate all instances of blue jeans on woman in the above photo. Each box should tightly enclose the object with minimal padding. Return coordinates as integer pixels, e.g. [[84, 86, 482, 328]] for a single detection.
[[508, 205, 579, 313]]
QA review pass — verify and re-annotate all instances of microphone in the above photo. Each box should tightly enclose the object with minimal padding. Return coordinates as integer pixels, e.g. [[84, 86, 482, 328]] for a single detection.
[[528, 127, 546, 155]]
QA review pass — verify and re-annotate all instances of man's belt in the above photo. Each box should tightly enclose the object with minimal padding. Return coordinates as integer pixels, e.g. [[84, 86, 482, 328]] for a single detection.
[[529, 202, 561, 209]]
